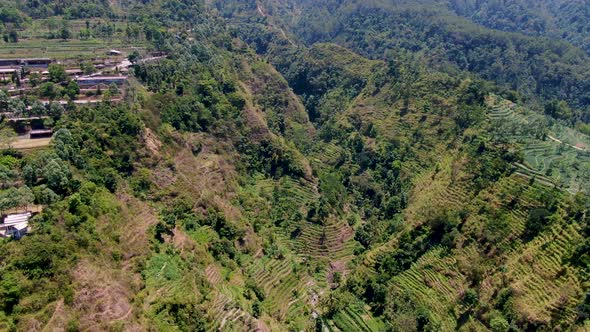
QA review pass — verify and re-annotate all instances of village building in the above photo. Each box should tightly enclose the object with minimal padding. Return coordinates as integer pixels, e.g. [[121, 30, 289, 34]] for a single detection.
[[0, 58, 52, 68], [66, 68, 84, 76], [29, 129, 53, 139], [0, 68, 18, 81], [0, 212, 31, 239], [76, 76, 128, 87]]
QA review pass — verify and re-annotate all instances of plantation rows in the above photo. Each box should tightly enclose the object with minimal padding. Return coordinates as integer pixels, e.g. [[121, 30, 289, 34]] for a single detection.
[[389, 248, 467, 331], [330, 303, 385, 332], [289, 218, 356, 261], [0, 39, 146, 59], [247, 257, 312, 320], [486, 96, 590, 194], [504, 222, 584, 325], [206, 292, 258, 332]]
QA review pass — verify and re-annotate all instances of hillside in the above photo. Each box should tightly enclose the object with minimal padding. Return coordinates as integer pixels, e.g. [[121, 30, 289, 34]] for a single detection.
[[1, 0, 590, 331], [448, 0, 590, 53]]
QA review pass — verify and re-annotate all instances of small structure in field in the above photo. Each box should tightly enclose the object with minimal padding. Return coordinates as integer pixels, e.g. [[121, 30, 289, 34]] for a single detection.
[[0, 68, 18, 81], [0, 212, 32, 239], [66, 68, 84, 76], [0, 58, 52, 68], [29, 129, 53, 139], [76, 76, 127, 87], [108, 49, 123, 56]]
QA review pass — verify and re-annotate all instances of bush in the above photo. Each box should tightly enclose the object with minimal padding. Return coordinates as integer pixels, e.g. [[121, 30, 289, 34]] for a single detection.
[[490, 316, 510, 332]]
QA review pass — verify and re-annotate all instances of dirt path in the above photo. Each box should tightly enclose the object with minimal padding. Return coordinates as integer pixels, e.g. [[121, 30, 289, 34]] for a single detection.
[[256, 2, 266, 16], [255, 1, 295, 46], [42, 300, 64, 331], [547, 134, 588, 152]]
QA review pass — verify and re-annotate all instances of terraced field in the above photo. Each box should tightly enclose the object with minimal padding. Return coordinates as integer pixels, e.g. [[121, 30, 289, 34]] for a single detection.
[[486, 95, 590, 194], [388, 247, 468, 331], [0, 38, 146, 59], [242, 254, 318, 328], [501, 222, 583, 326], [330, 303, 385, 332], [206, 292, 260, 331], [289, 218, 356, 260]]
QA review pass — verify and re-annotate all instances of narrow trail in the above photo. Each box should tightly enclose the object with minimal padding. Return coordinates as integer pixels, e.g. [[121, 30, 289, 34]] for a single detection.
[[43, 300, 64, 331], [547, 134, 588, 152], [256, 1, 295, 46]]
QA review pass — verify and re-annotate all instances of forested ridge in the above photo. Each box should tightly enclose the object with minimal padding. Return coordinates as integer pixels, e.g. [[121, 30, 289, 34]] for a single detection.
[[1, 0, 590, 331]]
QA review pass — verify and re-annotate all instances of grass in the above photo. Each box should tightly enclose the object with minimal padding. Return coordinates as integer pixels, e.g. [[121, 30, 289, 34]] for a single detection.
[[331, 302, 385, 332], [0, 38, 146, 59]]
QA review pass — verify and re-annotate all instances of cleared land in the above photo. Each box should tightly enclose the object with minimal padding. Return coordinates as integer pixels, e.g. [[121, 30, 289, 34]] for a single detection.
[[0, 39, 146, 59], [11, 137, 52, 150]]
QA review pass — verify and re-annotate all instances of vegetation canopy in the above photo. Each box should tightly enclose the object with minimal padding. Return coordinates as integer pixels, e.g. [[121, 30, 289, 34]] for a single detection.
[[0, 0, 589, 331]]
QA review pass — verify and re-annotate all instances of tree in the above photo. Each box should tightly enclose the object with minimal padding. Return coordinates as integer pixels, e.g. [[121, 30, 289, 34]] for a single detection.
[[11, 72, 20, 87], [108, 83, 119, 96], [53, 129, 81, 165], [43, 159, 70, 193], [252, 301, 262, 318], [0, 187, 20, 213], [30, 101, 46, 116], [544, 100, 573, 121], [80, 62, 96, 75], [0, 165, 16, 188], [332, 271, 342, 289], [48, 64, 67, 83], [64, 81, 80, 99], [38, 82, 61, 99], [23, 164, 36, 186], [0, 126, 17, 149], [33, 185, 59, 205], [321, 290, 354, 318], [128, 50, 140, 64], [0, 90, 8, 112], [7, 29, 18, 43], [60, 20, 71, 40], [45, 17, 59, 35], [8, 99, 26, 115], [29, 72, 42, 87], [48, 102, 64, 118], [17, 186, 34, 210], [0, 272, 24, 314]]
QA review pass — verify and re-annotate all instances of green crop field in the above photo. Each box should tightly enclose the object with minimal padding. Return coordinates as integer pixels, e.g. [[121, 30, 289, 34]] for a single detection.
[[0, 38, 146, 59], [486, 95, 590, 194]]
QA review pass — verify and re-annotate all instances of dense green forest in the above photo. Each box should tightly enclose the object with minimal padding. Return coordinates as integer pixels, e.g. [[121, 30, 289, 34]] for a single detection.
[[1, 0, 590, 331], [448, 0, 590, 53]]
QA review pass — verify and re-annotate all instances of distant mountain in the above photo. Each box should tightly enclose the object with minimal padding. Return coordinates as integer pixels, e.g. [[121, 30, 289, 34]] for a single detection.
[[448, 0, 590, 53]]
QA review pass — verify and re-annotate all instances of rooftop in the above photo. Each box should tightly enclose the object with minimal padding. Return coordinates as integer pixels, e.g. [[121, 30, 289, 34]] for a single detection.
[[2, 212, 32, 227], [76, 76, 128, 80], [30, 129, 53, 134]]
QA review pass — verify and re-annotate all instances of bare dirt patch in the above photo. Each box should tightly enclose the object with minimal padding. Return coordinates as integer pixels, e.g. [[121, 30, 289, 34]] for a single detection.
[[205, 264, 223, 285], [327, 260, 347, 288], [10, 137, 51, 150], [142, 127, 162, 155], [72, 260, 133, 331]]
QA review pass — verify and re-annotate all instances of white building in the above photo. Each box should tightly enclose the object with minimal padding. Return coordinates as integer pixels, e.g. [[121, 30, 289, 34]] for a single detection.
[[0, 212, 31, 239]]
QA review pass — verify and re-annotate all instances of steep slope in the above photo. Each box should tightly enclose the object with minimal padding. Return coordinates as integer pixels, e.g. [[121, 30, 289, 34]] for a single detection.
[[448, 0, 590, 53], [236, 0, 590, 124], [1, 1, 590, 331]]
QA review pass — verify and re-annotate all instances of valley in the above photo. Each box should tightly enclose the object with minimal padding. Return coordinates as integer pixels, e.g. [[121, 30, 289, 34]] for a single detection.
[[0, 0, 589, 331]]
